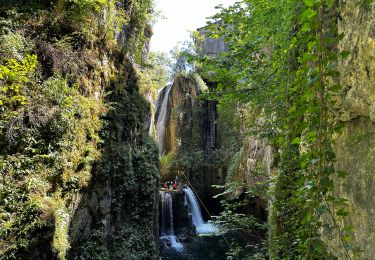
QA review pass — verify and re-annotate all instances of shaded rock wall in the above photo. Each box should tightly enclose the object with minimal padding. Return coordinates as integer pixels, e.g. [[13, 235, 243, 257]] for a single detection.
[[225, 135, 272, 220], [0, 1, 159, 259], [337, 1, 375, 122], [63, 1, 161, 257], [68, 65, 160, 259], [326, 1, 375, 258]]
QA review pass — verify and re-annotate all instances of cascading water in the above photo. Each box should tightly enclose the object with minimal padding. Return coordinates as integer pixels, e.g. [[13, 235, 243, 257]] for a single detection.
[[155, 84, 173, 156], [184, 187, 217, 234], [159, 191, 183, 251]]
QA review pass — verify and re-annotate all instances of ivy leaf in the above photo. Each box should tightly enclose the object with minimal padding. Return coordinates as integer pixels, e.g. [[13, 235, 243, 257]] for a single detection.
[[326, 0, 335, 8], [307, 40, 317, 50], [340, 50, 351, 59], [344, 225, 354, 232], [343, 235, 352, 243], [336, 208, 349, 216], [302, 8, 317, 20], [303, 0, 315, 7], [338, 32, 345, 40], [330, 84, 341, 93], [291, 137, 301, 145], [337, 171, 348, 178]]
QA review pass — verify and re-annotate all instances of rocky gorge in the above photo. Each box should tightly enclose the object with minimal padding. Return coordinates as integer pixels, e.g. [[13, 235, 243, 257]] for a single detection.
[[0, 0, 374, 259]]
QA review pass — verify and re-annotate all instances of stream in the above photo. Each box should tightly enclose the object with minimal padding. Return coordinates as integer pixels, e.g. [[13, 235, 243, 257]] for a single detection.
[[159, 187, 259, 259]]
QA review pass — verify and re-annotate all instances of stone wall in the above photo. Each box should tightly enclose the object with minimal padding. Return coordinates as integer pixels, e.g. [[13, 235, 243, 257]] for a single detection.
[[197, 25, 228, 57], [327, 1, 375, 258]]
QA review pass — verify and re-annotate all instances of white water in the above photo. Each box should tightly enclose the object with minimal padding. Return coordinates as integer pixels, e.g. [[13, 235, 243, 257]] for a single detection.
[[155, 84, 173, 156], [160, 191, 183, 251], [183, 187, 217, 234]]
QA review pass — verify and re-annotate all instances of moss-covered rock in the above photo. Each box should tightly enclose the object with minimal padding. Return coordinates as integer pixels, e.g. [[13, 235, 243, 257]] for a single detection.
[[324, 1, 375, 258], [0, 1, 159, 259]]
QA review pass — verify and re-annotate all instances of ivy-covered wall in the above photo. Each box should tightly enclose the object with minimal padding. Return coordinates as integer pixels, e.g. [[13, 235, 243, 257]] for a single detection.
[[191, 0, 375, 258], [68, 58, 160, 260], [325, 1, 375, 258], [0, 1, 159, 259]]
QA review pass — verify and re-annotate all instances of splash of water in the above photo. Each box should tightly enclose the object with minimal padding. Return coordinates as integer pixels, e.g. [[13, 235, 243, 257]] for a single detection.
[[183, 187, 217, 234]]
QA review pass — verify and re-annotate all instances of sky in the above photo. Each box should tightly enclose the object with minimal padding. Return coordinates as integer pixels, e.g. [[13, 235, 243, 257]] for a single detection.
[[150, 0, 238, 53]]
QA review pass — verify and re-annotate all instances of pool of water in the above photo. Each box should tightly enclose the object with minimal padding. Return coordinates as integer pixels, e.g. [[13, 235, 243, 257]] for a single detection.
[[159, 231, 260, 260]]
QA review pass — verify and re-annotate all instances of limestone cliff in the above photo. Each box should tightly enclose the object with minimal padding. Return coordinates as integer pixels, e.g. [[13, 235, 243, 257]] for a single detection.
[[224, 135, 271, 219], [155, 75, 228, 216], [155, 75, 206, 158], [326, 1, 375, 258]]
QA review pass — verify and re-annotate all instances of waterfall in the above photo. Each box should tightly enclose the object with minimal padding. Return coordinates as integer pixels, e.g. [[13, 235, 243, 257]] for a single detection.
[[159, 191, 183, 251], [155, 84, 173, 156], [183, 187, 216, 234]]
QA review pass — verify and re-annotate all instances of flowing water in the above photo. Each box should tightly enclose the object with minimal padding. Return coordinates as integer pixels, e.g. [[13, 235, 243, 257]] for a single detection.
[[155, 84, 173, 156], [160, 191, 183, 251], [183, 187, 216, 234], [159, 189, 262, 259]]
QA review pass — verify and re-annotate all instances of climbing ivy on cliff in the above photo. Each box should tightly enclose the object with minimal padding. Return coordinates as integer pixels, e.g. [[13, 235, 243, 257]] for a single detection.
[[0, 0, 158, 259], [195, 0, 354, 258]]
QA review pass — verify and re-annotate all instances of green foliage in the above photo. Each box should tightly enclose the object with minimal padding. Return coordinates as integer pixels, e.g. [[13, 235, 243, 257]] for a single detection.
[[193, 0, 355, 258], [75, 228, 110, 260], [78, 223, 157, 260], [169, 42, 197, 79], [138, 51, 170, 98], [213, 200, 268, 259], [111, 225, 157, 259], [52, 200, 70, 260], [0, 72, 103, 258], [0, 55, 36, 114], [124, 0, 154, 61], [76, 69, 159, 259], [0, 156, 53, 258], [0, 0, 159, 258], [160, 151, 175, 176], [53, 0, 126, 43], [0, 31, 33, 60]]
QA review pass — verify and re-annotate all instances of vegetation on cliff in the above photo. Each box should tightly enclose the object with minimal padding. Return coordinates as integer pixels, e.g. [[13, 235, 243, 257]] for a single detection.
[[0, 0, 159, 259], [189, 0, 374, 258], [1, 0, 374, 259]]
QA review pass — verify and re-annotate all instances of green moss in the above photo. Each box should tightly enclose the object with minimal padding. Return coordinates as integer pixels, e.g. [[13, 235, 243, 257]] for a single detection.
[[75, 228, 110, 260], [0, 0, 158, 259], [160, 152, 175, 176], [52, 204, 70, 260], [111, 225, 156, 260]]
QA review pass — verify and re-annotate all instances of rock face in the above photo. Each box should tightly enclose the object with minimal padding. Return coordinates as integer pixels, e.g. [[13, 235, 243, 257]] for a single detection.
[[326, 1, 375, 259], [155, 76, 205, 157], [68, 63, 160, 259], [225, 136, 272, 219], [155, 75, 227, 217], [337, 1, 375, 122], [0, 1, 159, 259]]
